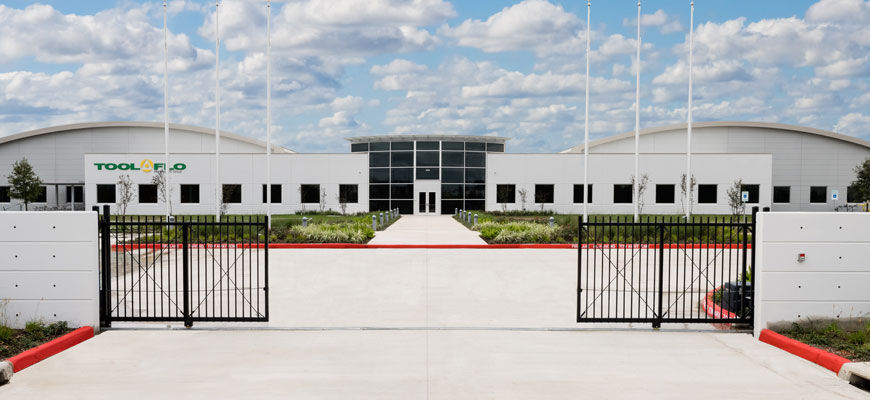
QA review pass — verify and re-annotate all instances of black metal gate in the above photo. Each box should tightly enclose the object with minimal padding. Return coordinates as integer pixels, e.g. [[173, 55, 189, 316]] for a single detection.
[[577, 207, 762, 328], [96, 206, 269, 327]]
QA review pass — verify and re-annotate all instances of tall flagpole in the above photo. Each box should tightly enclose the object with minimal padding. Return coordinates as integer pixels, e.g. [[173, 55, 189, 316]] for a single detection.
[[583, 0, 590, 223], [214, 0, 221, 220], [163, 1, 171, 218], [633, 1, 641, 222], [685, 1, 694, 220], [266, 0, 272, 229]]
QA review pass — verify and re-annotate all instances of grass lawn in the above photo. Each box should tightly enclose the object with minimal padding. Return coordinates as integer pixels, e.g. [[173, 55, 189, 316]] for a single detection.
[[455, 211, 755, 244], [777, 321, 870, 362], [0, 321, 72, 360], [109, 212, 400, 244]]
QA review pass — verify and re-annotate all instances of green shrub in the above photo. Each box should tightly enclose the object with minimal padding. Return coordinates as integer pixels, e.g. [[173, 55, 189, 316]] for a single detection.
[[474, 221, 562, 244], [270, 222, 375, 243], [0, 325, 13, 341], [24, 320, 46, 339]]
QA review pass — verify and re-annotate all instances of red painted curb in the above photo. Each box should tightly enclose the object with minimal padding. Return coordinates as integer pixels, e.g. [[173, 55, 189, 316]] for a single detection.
[[701, 286, 736, 330], [759, 329, 851, 374], [7, 326, 94, 372], [111, 243, 752, 250]]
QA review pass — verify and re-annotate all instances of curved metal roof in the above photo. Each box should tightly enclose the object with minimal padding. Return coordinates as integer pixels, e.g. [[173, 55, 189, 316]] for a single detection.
[[0, 121, 294, 153], [346, 134, 509, 143], [561, 121, 870, 153]]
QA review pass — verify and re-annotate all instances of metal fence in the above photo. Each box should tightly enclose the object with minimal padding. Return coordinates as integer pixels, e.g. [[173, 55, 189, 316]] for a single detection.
[[577, 208, 761, 328], [96, 206, 269, 327]]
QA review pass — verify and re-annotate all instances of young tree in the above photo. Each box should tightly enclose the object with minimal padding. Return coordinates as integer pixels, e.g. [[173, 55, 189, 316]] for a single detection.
[[849, 157, 870, 203], [318, 187, 327, 212], [151, 170, 173, 215], [726, 179, 745, 216], [116, 174, 134, 216], [219, 185, 233, 217], [7, 158, 43, 211], [517, 188, 528, 211], [630, 173, 650, 215], [679, 173, 697, 216], [336, 194, 348, 215]]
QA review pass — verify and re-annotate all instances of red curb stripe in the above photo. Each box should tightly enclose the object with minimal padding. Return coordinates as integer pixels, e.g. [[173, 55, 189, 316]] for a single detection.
[[701, 286, 736, 330], [7, 326, 94, 372], [111, 243, 752, 250], [759, 329, 851, 374]]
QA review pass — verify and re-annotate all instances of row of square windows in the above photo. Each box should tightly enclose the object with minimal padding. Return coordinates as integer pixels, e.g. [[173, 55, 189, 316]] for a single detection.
[[371, 168, 484, 183], [352, 141, 504, 152], [496, 184, 852, 204], [82, 184, 360, 204], [369, 151, 485, 168]]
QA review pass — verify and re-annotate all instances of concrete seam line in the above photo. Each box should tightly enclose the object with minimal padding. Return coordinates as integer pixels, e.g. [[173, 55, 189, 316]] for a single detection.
[[7, 326, 94, 373], [758, 329, 851, 374]]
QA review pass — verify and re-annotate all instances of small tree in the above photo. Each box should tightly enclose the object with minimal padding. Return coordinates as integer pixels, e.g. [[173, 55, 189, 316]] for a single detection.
[[117, 174, 134, 216], [518, 188, 528, 211], [679, 173, 697, 215], [630, 173, 650, 214], [220, 185, 233, 217], [318, 187, 328, 212], [849, 157, 870, 203], [7, 158, 43, 211], [336, 194, 348, 215], [726, 179, 745, 216], [151, 170, 173, 215]]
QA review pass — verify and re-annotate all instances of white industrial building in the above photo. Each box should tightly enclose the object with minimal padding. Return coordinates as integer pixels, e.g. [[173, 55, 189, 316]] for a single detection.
[[0, 121, 867, 215]]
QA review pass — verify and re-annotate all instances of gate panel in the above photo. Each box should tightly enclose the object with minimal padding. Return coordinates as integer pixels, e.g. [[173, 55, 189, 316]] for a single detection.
[[577, 210, 756, 327], [97, 207, 268, 327]]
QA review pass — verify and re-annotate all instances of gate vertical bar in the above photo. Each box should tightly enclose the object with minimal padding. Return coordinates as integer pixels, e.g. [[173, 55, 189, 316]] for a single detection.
[[182, 222, 192, 328], [101, 205, 112, 328], [576, 216, 582, 322], [654, 221, 664, 328], [749, 206, 759, 321], [264, 216, 270, 321]]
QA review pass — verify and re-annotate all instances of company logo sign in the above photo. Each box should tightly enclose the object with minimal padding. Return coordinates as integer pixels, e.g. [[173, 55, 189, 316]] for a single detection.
[[93, 159, 187, 172]]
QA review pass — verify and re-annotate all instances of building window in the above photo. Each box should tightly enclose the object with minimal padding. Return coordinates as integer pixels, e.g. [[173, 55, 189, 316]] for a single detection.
[[416, 151, 439, 166], [486, 143, 505, 152], [655, 184, 675, 204], [339, 184, 358, 204], [698, 184, 717, 203], [465, 168, 485, 184], [441, 184, 463, 199], [847, 184, 862, 203], [613, 184, 632, 204], [441, 152, 464, 167], [416, 141, 439, 150], [369, 142, 389, 151], [740, 184, 759, 203], [369, 168, 390, 183], [35, 186, 47, 203], [442, 168, 464, 183], [773, 186, 790, 203], [442, 141, 464, 150], [416, 167, 438, 180], [497, 184, 516, 203], [65, 186, 83, 203], [573, 184, 593, 204], [390, 152, 413, 167], [810, 186, 827, 203], [391, 184, 414, 199], [262, 184, 282, 203], [391, 141, 413, 150], [391, 168, 413, 183], [465, 142, 485, 151], [139, 184, 158, 204], [535, 184, 554, 203], [0, 186, 9, 202], [465, 185, 485, 199], [350, 143, 368, 152], [180, 184, 199, 203], [465, 152, 485, 167], [369, 152, 389, 167], [300, 184, 320, 203], [97, 184, 116, 203], [222, 184, 242, 204], [370, 184, 389, 199]]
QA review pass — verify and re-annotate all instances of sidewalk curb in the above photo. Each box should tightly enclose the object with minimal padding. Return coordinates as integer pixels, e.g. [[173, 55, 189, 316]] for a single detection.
[[758, 329, 850, 374], [6, 326, 94, 373]]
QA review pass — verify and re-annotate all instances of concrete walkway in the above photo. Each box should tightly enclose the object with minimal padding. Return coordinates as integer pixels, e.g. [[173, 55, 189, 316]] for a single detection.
[[2, 329, 866, 399], [368, 215, 486, 245]]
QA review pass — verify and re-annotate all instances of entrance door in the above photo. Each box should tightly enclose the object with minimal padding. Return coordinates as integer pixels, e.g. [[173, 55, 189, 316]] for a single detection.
[[418, 191, 437, 214]]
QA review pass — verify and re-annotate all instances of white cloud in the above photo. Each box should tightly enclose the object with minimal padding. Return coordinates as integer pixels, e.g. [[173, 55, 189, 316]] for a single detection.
[[806, 0, 870, 24], [834, 112, 870, 135], [624, 9, 684, 34]]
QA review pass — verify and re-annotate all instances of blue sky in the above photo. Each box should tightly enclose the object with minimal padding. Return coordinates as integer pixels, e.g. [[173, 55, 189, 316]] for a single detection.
[[0, 0, 868, 152]]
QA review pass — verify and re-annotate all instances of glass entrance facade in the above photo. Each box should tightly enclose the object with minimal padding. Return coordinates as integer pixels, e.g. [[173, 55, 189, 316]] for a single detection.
[[350, 136, 507, 214]]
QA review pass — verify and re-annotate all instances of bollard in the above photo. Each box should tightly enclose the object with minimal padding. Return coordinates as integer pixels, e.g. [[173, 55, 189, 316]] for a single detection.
[[549, 216, 554, 227], [455, 208, 458, 215], [461, 210, 465, 220], [302, 217, 308, 227], [372, 215, 377, 230], [379, 212, 384, 226], [473, 214, 478, 225], [386, 211, 390, 223], [467, 211, 471, 223]]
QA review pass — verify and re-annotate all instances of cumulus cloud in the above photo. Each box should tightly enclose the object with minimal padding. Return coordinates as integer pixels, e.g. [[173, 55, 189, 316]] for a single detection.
[[624, 9, 684, 34]]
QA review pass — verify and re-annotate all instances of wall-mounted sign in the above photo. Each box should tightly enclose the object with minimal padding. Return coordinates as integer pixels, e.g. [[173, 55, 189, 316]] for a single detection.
[[741, 191, 749, 202], [831, 190, 839, 200], [93, 159, 186, 172]]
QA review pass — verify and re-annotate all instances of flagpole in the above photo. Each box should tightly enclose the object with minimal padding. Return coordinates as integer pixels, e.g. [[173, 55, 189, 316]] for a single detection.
[[633, 1, 641, 222], [266, 0, 272, 229], [685, 1, 694, 220], [583, 0, 590, 223], [163, 0, 171, 219], [214, 0, 221, 221]]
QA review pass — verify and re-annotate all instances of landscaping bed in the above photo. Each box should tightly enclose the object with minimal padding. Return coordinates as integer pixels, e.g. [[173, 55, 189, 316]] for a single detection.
[[777, 321, 870, 362], [0, 321, 72, 360]]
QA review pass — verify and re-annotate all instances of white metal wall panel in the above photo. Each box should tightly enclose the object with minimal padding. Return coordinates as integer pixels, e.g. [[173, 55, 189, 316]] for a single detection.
[[755, 212, 870, 337], [0, 212, 99, 329]]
